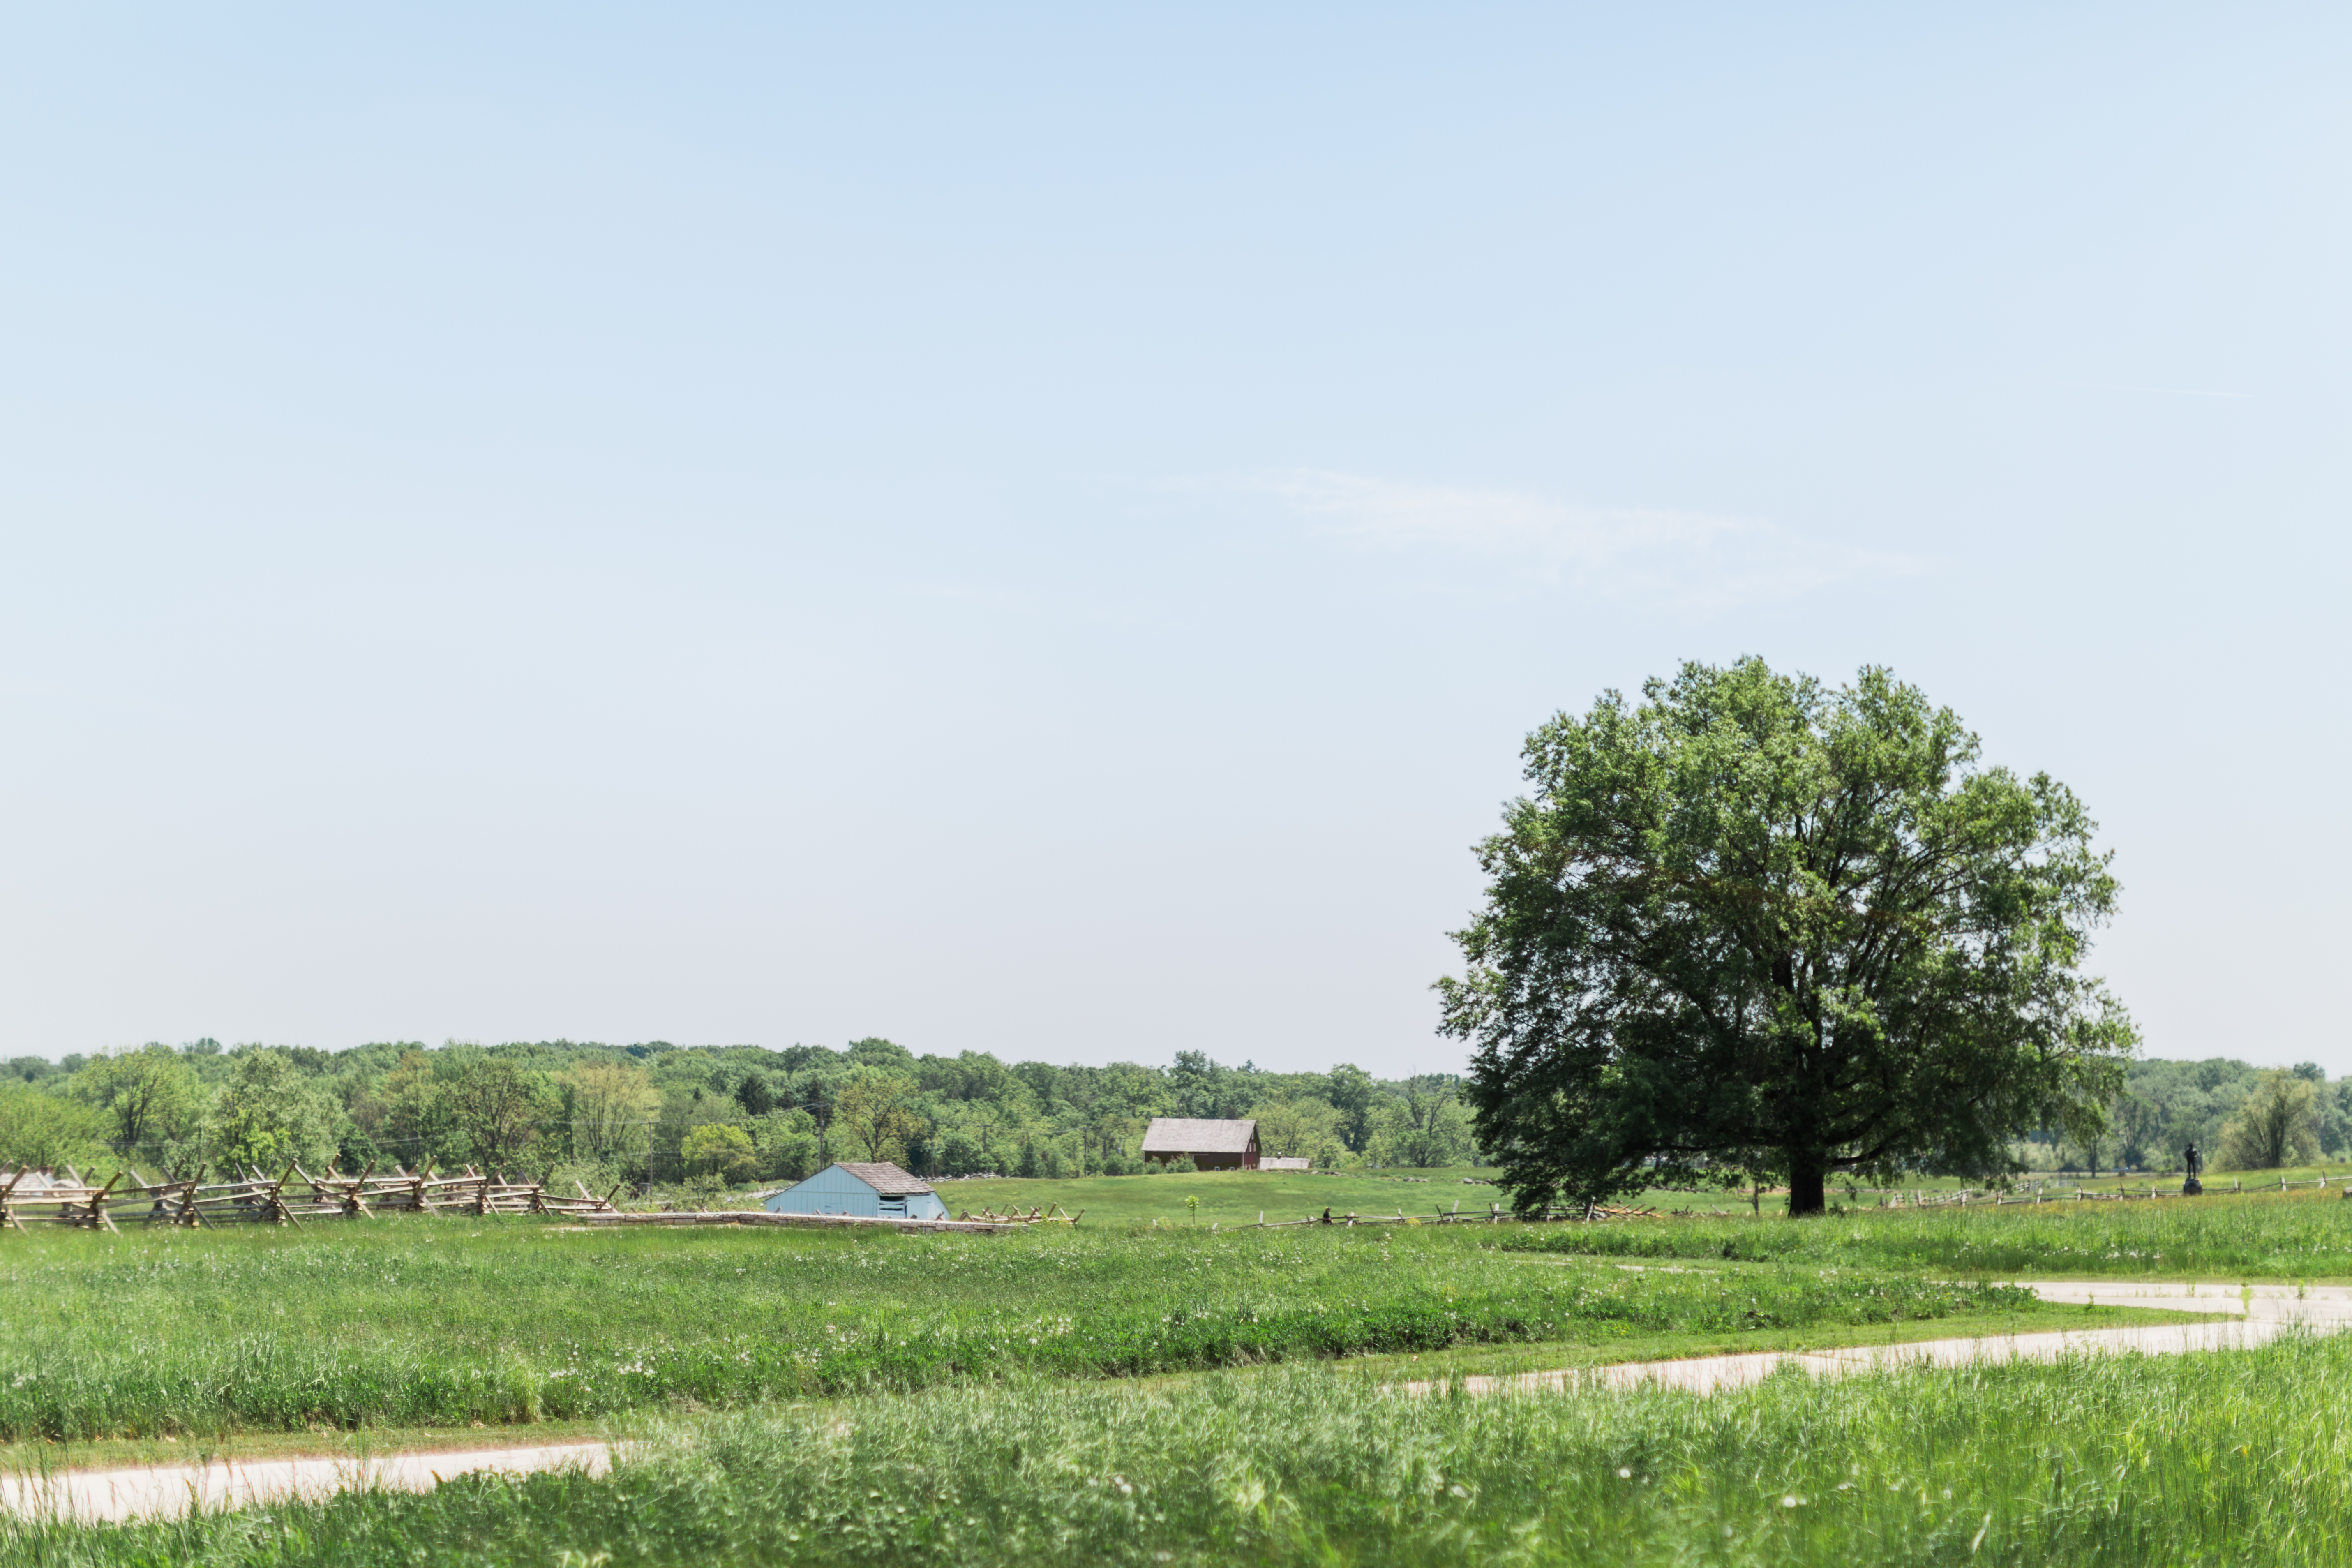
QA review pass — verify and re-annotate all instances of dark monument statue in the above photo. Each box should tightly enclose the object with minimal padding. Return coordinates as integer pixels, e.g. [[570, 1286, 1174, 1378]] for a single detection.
[[2182, 1143, 2203, 1197]]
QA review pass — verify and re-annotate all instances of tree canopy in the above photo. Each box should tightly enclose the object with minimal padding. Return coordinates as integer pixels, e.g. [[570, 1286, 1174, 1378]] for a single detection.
[[0, 1036, 1471, 1185], [1440, 657, 2137, 1216]]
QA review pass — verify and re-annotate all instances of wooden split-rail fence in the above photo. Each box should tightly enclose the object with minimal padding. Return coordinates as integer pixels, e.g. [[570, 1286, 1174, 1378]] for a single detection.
[[1860, 1173, 2336, 1211], [955, 1202, 1082, 1226], [1203, 1175, 2352, 1233], [0, 1164, 620, 1231], [1196, 1199, 1652, 1233]]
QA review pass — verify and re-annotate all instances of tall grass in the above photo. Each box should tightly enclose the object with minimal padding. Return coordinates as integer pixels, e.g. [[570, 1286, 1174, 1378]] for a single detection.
[[15, 1332, 2352, 1565], [0, 1223, 2026, 1440], [1508, 1187, 2352, 1277]]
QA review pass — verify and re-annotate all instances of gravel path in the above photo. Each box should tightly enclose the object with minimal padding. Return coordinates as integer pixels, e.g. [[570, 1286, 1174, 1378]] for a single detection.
[[12, 1282, 2352, 1525], [0, 1441, 613, 1526], [1410, 1279, 2352, 1399]]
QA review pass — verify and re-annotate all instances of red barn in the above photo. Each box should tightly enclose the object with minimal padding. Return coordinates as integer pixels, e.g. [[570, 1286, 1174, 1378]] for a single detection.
[[1140, 1118, 1260, 1170]]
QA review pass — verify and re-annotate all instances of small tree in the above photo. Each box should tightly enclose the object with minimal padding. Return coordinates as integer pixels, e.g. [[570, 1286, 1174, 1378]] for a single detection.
[[1249, 1096, 1346, 1165], [2219, 1071, 2319, 1171], [681, 1123, 759, 1184], [754, 1111, 823, 1182], [734, 1074, 777, 1118], [832, 1068, 924, 1164], [567, 1062, 659, 1166]]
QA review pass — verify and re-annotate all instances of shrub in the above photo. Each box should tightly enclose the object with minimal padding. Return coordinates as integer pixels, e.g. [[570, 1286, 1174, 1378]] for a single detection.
[[682, 1123, 758, 1183]]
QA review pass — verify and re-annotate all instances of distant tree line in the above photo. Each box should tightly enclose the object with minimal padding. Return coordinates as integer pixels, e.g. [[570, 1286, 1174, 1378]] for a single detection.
[[2021, 1058, 2350, 1175], [0, 1039, 1480, 1193]]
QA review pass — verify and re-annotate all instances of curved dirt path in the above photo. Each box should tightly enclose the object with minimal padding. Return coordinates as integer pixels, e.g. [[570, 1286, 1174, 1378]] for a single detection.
[[11, 1282, 2352, 1524]]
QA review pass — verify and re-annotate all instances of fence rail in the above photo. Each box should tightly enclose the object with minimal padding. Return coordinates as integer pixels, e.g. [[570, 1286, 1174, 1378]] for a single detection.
[[0, 1164, 619, 1231], [1852, 1173, 2329, 1210], [1201, 1175, 2349, 1234], [1198, 1199, 1644, 1233]]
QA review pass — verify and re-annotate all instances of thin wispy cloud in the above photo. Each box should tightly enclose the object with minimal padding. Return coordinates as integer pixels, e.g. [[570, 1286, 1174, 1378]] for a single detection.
[[1252, 469, 1924, 611], [2092, 383, 2253, 401]]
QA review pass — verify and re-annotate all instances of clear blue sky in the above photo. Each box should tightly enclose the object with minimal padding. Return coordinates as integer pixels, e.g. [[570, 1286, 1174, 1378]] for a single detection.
[[2, 6, 2345, 1075]]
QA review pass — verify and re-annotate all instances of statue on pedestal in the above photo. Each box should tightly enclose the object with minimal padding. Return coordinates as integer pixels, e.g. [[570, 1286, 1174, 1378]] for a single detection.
[[2182, 1143, 2203, 1197]]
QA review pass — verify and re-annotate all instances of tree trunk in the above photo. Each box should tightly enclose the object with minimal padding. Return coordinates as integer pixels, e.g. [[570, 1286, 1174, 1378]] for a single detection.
[[1785, 1148, 1828, 1217]]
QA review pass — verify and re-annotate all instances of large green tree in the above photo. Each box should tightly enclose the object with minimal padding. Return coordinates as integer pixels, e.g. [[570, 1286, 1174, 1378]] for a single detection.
[[1367, 1080, 1476, 1169], [69, 1044, 203, 1159], [831, 1067, 924, 1164], [0, 1082, 108, 1171], [1439, 658, 2135, 1217], [210, 1049, 342, 1174], [445, 1058, 559, 1173], [565, 1060, 659, 1166], [1323, 1064, 1377, 1152]]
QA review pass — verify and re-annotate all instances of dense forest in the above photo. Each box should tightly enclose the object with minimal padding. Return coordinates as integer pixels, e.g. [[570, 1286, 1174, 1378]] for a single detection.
[[0, 1039, 1480, 1194], [3, 1041, 2345, 1195]]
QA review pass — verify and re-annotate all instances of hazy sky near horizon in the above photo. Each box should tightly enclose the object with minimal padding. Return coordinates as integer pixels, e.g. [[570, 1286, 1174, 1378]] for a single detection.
[[2, 6, 2346, 1075]]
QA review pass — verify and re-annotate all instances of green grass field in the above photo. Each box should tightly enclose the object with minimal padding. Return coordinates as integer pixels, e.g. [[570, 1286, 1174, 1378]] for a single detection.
[[10, 1186, 2352, 1564], [0, 1219, 2079, 1441], [925, 1165, 1500, 1226], [16, 1330, 2352, 1566]]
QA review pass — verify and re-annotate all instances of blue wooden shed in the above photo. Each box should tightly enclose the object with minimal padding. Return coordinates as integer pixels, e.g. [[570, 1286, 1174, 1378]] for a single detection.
[[764, 1161, 948, 1222]]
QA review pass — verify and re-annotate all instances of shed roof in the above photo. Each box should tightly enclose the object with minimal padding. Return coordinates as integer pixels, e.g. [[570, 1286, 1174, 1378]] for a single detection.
[[830, 1161, 935, 1196], [1141, 1117, 1258, 1154]]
